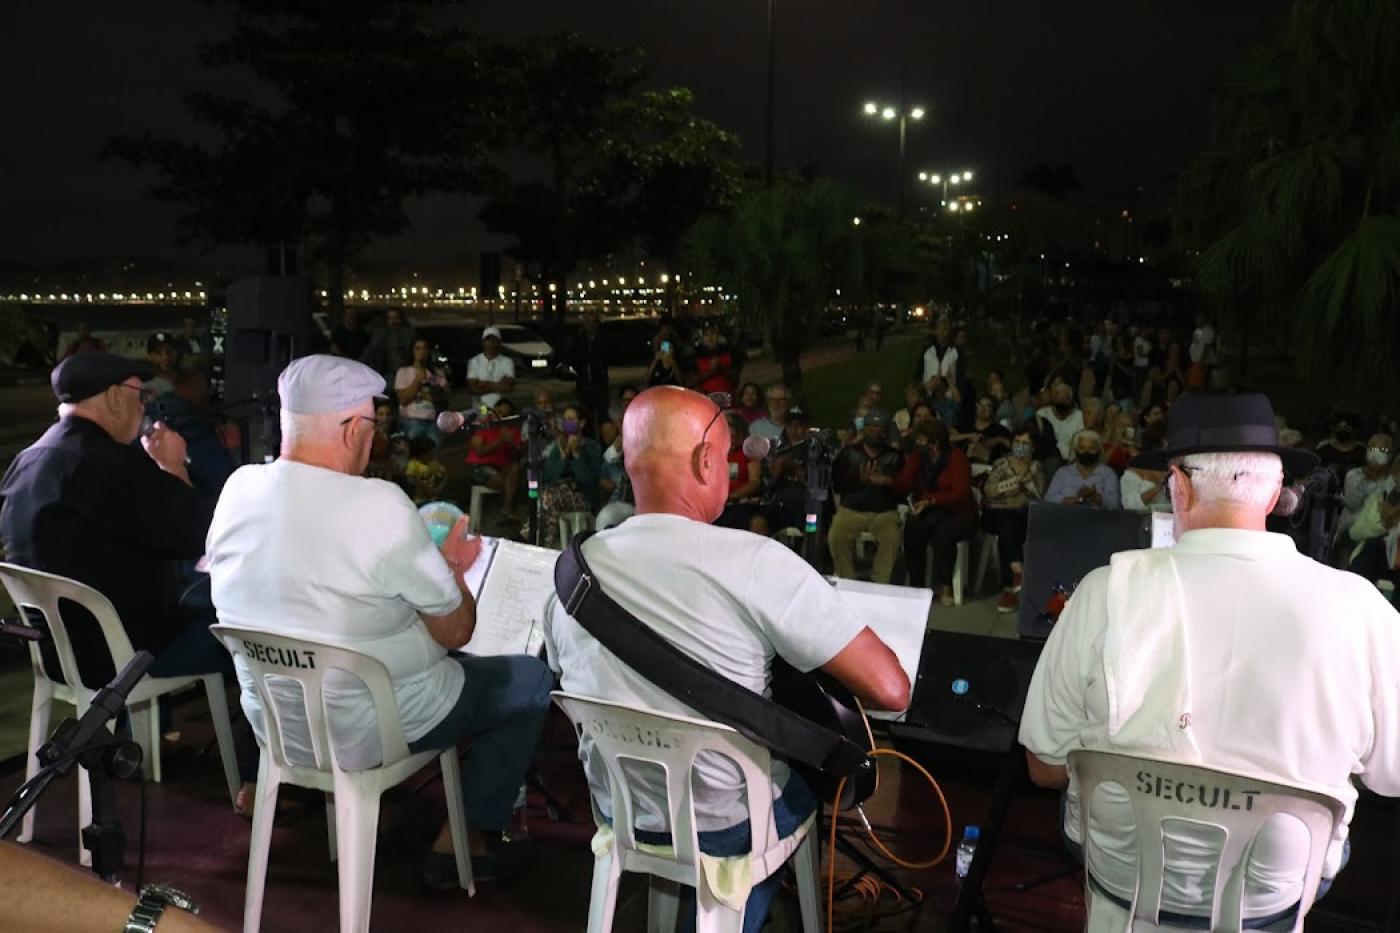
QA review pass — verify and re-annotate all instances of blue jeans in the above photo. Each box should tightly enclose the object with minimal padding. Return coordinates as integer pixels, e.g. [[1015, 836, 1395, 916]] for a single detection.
[[1059, 793, 1347, 929], [400, 417, 442, 449], [626, 774, 817, 933], [407, 654, 554, 830]]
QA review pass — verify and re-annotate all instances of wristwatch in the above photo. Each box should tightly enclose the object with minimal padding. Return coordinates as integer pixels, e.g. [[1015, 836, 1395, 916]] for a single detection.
[[124, 884, 199, 933]]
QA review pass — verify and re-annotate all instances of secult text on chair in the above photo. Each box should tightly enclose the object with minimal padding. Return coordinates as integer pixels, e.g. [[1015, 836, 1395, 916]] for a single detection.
[[0, 562, 240, 867], [1068, 748, 1347, 932], [210, 624, 474, 933], [552, 691, 821, 933]]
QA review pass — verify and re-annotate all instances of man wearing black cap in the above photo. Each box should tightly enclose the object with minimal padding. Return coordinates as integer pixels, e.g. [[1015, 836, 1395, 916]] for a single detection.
[[828, 409, 918, 584], [0, 352, 226, 689], [145, 331, 179, 397], [1019, 394, 1400, 928]]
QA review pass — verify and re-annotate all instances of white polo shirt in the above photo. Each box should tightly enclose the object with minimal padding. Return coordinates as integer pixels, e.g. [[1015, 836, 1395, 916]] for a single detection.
[[466, 352, 515, 409], [542, 512, 868, 832], [1020, 528, 1400, 917], [207, 459, 464, 770], [922, 343, 959, 386]]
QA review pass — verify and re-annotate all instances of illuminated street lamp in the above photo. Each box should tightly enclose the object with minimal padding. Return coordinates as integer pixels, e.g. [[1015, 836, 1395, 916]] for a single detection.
[[861, 98, 926, 220], [919, 167, 976, 206]]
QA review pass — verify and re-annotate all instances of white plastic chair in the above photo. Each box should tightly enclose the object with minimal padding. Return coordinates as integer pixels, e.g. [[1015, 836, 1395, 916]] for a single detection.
[[0, 563, 240, 867], [560, 510, 596, 548], [774, 527, 805, 553], [855, 503, 909, 564], [552, 691, 821, 933], [972, 531, 1001, 595], [210, 624, 474, 933], [1068, 749, 1347, 932], [469, 484, 499, 531]]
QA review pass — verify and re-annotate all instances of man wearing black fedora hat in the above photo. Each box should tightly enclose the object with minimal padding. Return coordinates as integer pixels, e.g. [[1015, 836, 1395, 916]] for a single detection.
[[1019, 393, 1400, 928]]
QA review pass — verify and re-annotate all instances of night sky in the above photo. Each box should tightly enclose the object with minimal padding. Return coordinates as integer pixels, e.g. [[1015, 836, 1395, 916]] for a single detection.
[[1, 0, 1292, 268]]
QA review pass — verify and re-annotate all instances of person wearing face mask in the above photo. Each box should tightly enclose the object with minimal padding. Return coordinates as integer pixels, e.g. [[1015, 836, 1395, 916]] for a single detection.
[[536, 404, 604, 547], [1317, 412, 1367, 483], [829, 410, 919, 584], [904, 420, 976, 605], [1046, 430, 1121, 509], [1339, 434, 1394, 536], [983, 426, 1047, 611], [1037, 382, 1085, 462]]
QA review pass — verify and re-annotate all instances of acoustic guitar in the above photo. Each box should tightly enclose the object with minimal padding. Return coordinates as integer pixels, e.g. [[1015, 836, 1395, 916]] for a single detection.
[[771, 660, 878, 810]]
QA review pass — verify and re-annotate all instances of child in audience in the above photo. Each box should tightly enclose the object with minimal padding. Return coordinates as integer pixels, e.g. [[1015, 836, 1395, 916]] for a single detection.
[[405, 435, 447, 505]]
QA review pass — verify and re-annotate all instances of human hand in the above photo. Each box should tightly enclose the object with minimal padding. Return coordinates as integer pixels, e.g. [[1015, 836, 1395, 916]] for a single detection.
[[439, 515, 482, 577], [913, 499, 931, 515], [141, 423, 189, 474]]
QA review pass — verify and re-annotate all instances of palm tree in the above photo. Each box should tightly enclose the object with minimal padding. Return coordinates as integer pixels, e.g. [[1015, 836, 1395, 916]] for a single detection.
[[1179, 0, 1400, 399], [683, 179, 865, 403]]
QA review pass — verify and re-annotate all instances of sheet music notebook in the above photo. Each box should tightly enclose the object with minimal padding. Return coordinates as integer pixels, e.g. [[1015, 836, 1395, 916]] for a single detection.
[[461, 537, 557, 658], [830, 578, 932, 723]]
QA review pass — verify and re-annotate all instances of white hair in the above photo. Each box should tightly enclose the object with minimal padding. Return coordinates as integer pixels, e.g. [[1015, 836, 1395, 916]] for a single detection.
[[280, 408, 351, 446], [1171, 451, 1283, 508], [1072, 429, 1103, 450]]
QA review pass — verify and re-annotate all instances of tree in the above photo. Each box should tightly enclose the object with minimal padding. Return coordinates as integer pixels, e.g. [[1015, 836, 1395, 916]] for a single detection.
[[1177, 0, 1400, 397], [106, 0, 501, 313], [480, 35, 740, 324], [684, 179, 865, 403]]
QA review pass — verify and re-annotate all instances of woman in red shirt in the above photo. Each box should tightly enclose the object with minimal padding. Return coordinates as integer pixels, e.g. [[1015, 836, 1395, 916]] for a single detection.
[[465, 397, 523, 526], [904, 420, 977, 605]]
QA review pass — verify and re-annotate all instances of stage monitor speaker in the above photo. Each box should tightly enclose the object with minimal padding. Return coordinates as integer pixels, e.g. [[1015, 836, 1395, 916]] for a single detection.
[[889, 631, 1043, 757], [1018, 502, 1151, 639]]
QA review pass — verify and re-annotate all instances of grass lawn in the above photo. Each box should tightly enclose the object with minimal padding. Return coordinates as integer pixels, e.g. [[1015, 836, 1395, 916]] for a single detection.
[[802, 341, 925, 427]]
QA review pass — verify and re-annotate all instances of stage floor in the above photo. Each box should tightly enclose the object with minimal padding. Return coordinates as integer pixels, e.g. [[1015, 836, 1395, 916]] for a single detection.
[[3, 689, 1396, 933]]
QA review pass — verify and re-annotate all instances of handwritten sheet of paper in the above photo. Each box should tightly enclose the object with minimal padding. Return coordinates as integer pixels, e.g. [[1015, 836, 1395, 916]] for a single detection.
[[831, 578, 932, 722], [462, 536, 499, 598], [463, 539, 558, 657]]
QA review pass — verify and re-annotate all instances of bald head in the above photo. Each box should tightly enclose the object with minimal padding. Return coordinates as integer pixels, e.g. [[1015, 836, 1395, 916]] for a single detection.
[[624, 386, 731, 522]]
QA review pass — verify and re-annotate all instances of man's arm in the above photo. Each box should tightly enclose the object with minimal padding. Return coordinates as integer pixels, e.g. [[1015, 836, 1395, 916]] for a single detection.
[[1025, 751, 1070, 789], [419, 578, 476, 648], [820, 628, 910, 712], [0, 842, 218, 932]]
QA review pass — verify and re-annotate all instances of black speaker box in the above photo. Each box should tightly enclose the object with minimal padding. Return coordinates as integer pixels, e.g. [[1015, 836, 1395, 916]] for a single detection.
[[221, 276, 310, 409], [888, 631, 1043, 757], [1018, 502, 1151, 639]]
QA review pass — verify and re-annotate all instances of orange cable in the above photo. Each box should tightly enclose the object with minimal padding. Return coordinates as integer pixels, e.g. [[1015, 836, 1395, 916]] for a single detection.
[[824, 748, 953, 932]]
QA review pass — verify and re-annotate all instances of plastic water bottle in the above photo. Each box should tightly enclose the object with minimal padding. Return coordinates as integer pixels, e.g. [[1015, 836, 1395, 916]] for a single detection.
[[955, 825, 981, 880]]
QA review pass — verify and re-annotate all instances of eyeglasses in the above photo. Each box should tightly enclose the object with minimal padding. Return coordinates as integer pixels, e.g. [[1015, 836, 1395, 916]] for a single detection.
[[339, 415, 377, 428], [699, 392, 732, 449], [116, 384, 156, 404]]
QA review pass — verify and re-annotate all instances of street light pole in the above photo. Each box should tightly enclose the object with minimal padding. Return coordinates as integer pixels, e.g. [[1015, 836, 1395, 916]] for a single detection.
[[764, 0, 776, 187], [862, 97, 925, 221]]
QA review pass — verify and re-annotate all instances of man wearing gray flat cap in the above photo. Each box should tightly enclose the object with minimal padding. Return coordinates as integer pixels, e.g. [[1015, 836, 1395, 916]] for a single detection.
[[206, 354, 550, 878]]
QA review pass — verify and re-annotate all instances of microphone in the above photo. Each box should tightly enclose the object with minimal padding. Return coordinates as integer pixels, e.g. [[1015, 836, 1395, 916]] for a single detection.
[[1273, 483, 1304, 516], [742, 434, 777, 460], [742, 428, 836, 461], [436, 408, 485, 434]]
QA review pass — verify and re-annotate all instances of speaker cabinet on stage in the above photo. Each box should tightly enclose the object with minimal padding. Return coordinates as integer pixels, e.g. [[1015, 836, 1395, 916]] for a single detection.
[[1018, 502, 1151, 639], [888, 631, 1043, 757], [221, 276, 310, 461]]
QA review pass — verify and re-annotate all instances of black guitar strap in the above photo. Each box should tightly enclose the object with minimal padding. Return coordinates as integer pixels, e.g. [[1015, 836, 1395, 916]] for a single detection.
[[554, 532, 870, 781]]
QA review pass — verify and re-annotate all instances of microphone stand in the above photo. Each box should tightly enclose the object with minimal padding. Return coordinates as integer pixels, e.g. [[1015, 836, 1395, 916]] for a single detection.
[[524, 411, 546, 547], [0, 651, 153, 883], [801, 435, 834, 569]]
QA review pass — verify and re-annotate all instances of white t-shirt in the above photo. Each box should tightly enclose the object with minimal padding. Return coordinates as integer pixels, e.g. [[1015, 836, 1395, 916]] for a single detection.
[[922, 344, 959, 386], [1189, 324, 1216, 365], [466, 353, 515, 409], [207, 460, 464, 771], [394, 365, 449, 422], [1037, 405, 1085, 460], [749, 417, 783, 442], [1019, 529, 1400, 917], [542, 512, 867, 832], [1119, 469, 1171, 513], [1132, 336, 1152, 368]]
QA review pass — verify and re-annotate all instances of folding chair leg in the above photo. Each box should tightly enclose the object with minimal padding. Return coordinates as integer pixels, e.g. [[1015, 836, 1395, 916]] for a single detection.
[[793, 832, 822, 933], [242, 754, 280, 933], [439, 750, 475, 895], [586, 848, 623, 933], [18, 678, 54, 844], [144, 700, 162, 783], [203, 675, 241, 805], [326, 793, 338, 862], [331, 780, 382, 933], [75, 696, 93, 867], [647, 877, 681, 933]]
